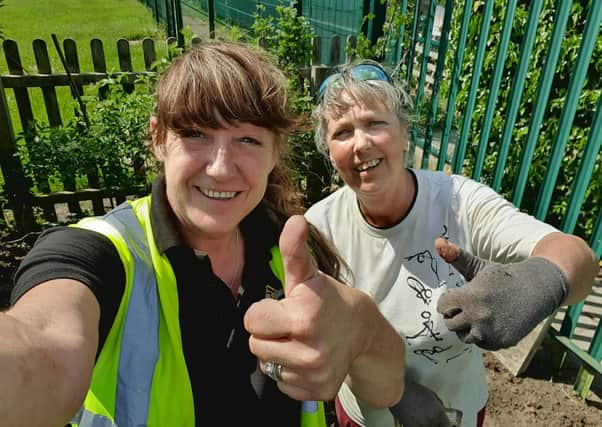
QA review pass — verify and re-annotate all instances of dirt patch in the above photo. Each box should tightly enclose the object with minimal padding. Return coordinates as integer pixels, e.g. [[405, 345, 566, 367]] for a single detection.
[[483, 342, 602, 426], [0, 233, 600, 426], [0, 231, 40, 309]]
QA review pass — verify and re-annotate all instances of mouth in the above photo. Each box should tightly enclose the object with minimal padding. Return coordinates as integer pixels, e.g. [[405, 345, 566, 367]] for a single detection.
[[196, 187, 239, 200], [355, 158, 382, 172]]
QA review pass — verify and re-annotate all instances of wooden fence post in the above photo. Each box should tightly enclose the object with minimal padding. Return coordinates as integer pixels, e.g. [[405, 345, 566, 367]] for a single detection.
[[117, 39, 135, 94], [0, 77, 36, 232]]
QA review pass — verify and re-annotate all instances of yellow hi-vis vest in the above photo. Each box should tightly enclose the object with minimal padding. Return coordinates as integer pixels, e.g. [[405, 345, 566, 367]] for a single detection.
[[69, 195, 326, 427]]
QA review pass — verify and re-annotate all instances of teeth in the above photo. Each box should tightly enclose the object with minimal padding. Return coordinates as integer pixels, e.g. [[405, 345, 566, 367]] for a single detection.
[[356, 159, 381, 171], [200, 188, 237, 199]]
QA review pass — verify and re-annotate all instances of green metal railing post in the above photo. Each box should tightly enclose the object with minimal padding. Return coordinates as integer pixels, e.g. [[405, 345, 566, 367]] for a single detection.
[[534, 2, 602, 220], [561, 95, 602, 234], [452, 0, 494, 174], [491, 0, 544, 191], [438, 0, 473, 172], [411, 0, 436, 166], [510, 1, 573, 207], [573, 321, 602, 398], [472, 0, 518, 181], [208, 0, 215, 38], [592, 211, 602, 260], [426, 0, 453, 170], [392, 0, 409, 68], [174, 0, 184, 47], [163, 0, 174, 38], [405, 2, 422, 86]]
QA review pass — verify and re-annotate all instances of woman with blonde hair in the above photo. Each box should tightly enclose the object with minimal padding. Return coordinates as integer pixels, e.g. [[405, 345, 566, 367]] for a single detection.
[[307, 60, 597, 427]]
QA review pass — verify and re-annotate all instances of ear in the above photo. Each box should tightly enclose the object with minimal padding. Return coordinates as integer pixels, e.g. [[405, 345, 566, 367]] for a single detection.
[[149, 116, 164, 161], [329, 154, 337, 167]]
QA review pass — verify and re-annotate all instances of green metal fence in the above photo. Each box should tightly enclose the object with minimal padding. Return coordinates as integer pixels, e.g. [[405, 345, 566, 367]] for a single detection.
[[138, 0, 184, 45], [404, 0, 601, 396], [181, 0, 376, 63]]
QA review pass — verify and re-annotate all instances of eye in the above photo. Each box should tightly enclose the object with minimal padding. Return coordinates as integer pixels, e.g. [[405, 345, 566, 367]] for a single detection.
[[332, 128, 352, 140], [369, 120, 386, 127], [180, 129, 206, 139], [240, 136, 261, 145]]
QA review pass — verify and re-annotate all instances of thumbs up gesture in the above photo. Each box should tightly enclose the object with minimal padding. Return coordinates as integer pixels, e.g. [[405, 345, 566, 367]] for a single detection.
[[435, 238, 569, 350], [244, 215, 354, 401], [244, 216, 405, 406]]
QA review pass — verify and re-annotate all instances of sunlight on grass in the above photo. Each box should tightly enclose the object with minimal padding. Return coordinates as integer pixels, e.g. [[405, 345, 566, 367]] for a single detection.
[[0, 0, 168, 134]]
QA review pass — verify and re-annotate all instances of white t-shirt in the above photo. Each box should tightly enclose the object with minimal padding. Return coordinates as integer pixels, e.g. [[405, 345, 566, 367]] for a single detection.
[[305, 169, 557, 427]]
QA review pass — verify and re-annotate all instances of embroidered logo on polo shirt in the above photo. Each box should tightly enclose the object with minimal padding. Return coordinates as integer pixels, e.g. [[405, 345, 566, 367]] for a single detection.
[[265, 284, 284, 300]]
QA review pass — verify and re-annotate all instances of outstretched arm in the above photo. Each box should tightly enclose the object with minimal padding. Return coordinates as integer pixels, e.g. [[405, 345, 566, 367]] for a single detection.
[[244, 215, 405, 408], [0, 279, 99, 427]]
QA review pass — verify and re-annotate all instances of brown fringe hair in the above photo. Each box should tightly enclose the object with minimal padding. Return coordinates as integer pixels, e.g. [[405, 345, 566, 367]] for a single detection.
[[152, 40, 341, 279]]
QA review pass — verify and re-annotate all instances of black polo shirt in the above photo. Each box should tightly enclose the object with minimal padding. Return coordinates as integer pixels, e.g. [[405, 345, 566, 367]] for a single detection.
[[12, 177, 299, 426]]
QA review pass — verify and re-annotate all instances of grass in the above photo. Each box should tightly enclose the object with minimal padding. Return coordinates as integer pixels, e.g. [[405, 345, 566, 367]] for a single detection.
[[180, 1, 242, 41], [0, 0, 167, 134]]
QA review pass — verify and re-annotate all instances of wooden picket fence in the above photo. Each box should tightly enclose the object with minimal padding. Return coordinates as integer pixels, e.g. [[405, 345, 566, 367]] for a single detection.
[[0, 37, 164, 230], [0, 35, 369, 231]]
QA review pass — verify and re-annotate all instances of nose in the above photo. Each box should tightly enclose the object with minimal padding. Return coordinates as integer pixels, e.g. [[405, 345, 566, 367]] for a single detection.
[[353, 129, 373, 154], [206, 141, 236, 179]]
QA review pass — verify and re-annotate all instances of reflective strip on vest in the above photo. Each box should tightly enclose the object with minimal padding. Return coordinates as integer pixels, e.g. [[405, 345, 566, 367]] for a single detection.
[[72, 202, 159, 426], [72, 407, 116, 427], [104, 203, 159, 425]]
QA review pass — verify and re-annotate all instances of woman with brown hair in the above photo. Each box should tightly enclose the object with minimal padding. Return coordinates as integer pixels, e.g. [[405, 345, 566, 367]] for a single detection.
[[2, 41, 405, 426]]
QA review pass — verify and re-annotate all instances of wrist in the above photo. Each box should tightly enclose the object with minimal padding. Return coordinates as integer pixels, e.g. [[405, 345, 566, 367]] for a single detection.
[[347, 291, 405, 407], [526, 257, 570, 306]]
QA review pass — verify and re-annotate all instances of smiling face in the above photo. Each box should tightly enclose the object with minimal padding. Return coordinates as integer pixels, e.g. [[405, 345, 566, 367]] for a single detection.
[[154, 122, 277, 244], [325, 100, 409, 198]]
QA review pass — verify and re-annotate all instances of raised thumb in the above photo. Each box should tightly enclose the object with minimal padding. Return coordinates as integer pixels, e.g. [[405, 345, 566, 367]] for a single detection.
[[435, 237, 491, 281], [279, 215, 318, 295]]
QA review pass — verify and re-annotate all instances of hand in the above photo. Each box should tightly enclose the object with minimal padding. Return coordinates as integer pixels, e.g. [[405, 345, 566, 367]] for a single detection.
[[435, 238, 569, 350], [244, 215, 359, 401], [389, 380, 451, 427]]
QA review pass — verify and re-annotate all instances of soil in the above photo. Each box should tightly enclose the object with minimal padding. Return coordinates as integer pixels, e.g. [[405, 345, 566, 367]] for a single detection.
[[1, 232, 600, 426], [483, 345, 602, 426]]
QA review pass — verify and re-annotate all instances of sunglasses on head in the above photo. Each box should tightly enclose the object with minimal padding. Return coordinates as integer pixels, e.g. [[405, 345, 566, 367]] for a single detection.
[[317, 62, 393, 101]]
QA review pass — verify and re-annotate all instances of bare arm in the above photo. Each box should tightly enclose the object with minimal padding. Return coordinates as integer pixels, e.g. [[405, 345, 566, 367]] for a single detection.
[[531, 232, 598, 305], [1, 279, 99, 427]]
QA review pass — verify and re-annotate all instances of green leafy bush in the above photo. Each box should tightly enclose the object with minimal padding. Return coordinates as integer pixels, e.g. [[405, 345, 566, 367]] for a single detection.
[[252, 0, 314, 71], [18, 74, 157, 196], [251, 1, 331, 205]]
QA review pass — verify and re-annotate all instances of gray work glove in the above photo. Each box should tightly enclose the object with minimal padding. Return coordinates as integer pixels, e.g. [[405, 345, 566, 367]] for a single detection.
[[435, 239, 569, 350], [389, 380, 451, 427]]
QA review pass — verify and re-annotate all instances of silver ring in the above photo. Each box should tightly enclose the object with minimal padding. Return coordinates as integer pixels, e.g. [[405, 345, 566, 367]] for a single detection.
[[264, 361, 284, 382]]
